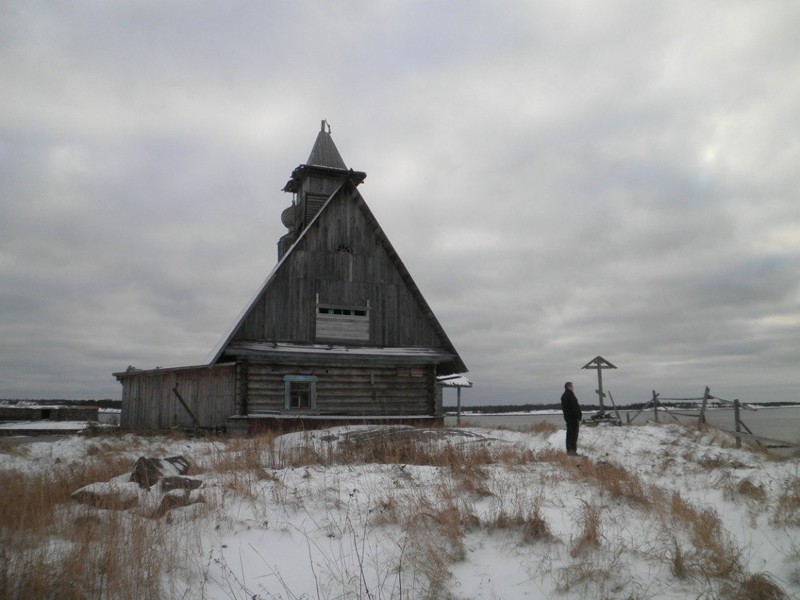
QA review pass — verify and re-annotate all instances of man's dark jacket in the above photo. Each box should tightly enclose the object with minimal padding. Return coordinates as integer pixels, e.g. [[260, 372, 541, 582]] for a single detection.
[[561, 389, 582, 422]]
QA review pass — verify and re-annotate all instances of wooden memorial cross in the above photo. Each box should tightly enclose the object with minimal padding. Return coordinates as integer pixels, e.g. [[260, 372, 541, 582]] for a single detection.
[[581, 356, 617, 415]]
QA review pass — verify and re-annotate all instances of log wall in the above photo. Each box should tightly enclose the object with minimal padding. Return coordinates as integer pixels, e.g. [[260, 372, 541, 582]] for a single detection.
[[244, 360, 441, 417]]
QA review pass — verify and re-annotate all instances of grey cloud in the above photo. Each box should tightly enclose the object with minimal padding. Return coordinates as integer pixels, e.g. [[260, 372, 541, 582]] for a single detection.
[[1, 1, 799, 405]]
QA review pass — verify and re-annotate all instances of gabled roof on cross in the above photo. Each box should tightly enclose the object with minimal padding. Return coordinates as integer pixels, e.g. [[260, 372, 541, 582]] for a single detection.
[[582, 356, 617, 370]]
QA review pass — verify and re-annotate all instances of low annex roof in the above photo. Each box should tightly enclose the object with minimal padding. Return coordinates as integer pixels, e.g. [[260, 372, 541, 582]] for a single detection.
[[437, 374, 473, 388]]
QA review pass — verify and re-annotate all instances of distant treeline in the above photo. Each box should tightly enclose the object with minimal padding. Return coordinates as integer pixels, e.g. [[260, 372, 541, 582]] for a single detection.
[[444, 401, 800, 413], [0, 399, 121, 409]]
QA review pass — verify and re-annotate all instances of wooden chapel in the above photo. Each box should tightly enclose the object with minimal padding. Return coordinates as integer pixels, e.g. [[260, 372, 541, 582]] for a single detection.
[[115, 121, 467, 431]]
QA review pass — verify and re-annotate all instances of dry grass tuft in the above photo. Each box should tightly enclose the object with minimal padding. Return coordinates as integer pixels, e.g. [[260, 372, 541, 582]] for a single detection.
[[337, 434, 496, 469], [525, 421, 559, 435], [521, 505, 553, 543], [772, 475, 800, 527], [210, 433, 275, 472], [453, 463, 494, 497], [665, 491, 743, 582], [487, 496, 553, 544], [729, 572, 789, 600], [0, 443, 31, 458], [586, 460, 651, 508], [536, 450, 651, 508], [556, 544, 627, 597], [669, 535, 688, 580], [393, 489, 478, 598], [570, 502, 602, 557], [698, 454, 747, 470], [735, 478, 767, 503]]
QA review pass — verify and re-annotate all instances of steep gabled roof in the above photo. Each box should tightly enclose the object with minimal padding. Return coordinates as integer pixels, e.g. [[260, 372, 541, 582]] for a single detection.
[[307, 123, 347, 169], [206, 177, 467, 375], [205, 179, 346, 365], [283, 125, 365, 193]]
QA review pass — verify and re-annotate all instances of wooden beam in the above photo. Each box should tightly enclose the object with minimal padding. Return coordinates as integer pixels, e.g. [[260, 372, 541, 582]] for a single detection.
[[172, 385, 201, 429]]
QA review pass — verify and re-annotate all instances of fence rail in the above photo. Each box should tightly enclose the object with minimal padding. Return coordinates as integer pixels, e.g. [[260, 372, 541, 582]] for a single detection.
[[627, 386, 798, 449]]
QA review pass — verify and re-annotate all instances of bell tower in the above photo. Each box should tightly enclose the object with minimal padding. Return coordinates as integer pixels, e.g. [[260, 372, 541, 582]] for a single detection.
[[277, 120, 366, 259]]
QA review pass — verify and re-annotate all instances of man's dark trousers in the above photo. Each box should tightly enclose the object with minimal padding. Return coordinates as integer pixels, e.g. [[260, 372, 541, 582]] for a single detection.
[[565, 419, 579, 453]]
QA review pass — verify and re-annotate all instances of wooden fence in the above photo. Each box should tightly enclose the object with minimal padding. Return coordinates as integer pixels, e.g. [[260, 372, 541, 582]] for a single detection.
[[626, 386, 797, 449]]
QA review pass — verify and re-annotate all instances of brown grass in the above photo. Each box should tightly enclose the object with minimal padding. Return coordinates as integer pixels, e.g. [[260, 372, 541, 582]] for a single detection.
[[772, 474, 800, 527], [0, 456, 132, 535], [570, 501, 602, 557], [453, 463, 494, 497], [531, 449, 652, 508], [0, 451, 202, 600], [664, 491, 743, 582], [735, 478, 767, 502], [383, 488, 477, 600], [521, 505, 553, 543], [727, 572, 789, 600], [0, 442, 31, 458], [586, 460, 651, 508], [524, 421, 559, 435]]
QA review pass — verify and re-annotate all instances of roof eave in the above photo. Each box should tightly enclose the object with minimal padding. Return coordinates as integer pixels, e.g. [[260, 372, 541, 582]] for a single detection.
[[282, 165, 366, 193]]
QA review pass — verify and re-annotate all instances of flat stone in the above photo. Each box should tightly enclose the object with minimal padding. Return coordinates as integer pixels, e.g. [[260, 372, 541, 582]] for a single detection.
[[160, 476, 203, 492], [130, 455, 191, 489]]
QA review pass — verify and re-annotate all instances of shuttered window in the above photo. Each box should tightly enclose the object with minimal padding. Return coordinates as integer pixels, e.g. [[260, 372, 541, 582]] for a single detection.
[[315, 300, 370, 342]]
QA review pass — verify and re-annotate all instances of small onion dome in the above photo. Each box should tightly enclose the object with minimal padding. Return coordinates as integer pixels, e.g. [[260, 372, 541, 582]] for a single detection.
[[281, 204, 296, 229]]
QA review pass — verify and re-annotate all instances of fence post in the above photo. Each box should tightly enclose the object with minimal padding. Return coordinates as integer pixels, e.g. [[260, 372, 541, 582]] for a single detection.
[[653, 390, 659, 423], [734, 399, 741, 449], [456, 386, 462, 426], [698, 386, 710, 430]]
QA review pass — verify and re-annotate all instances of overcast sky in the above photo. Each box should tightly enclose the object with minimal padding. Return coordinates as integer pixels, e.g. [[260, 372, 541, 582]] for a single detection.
[[2, 1, 799, 406]]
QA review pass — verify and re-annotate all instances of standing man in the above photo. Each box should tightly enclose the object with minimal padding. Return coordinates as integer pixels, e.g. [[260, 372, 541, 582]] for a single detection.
[[561, 382, 582, 455]]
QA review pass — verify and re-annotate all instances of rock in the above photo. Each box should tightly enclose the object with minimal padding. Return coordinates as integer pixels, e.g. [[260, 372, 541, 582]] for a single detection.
[[160, 476, 203, 492], [73, 455, 202, 518], [72, 476, 140, 510], [152, 488, 204, 519], [130, 455, 190, 489]]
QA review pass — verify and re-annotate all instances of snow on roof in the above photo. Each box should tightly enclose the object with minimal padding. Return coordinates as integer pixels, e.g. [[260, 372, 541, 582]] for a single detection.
[[437, 374, 473, 387], [0, 420, 91, 431], [225, 341, 455, 363]]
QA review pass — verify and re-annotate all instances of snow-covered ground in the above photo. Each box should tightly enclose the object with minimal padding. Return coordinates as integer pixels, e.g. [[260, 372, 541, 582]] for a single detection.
[[2, 423, 798, 599]]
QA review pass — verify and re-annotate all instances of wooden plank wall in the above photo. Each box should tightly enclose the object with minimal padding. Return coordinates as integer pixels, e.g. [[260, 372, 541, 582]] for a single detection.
[[316, 312, 370, 341], [119, 365, 236, 430], [245, 361, 439, 416], [236, 191, 443, 348]]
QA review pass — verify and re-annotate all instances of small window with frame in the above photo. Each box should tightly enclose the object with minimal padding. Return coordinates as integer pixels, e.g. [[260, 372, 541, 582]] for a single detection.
[[283, 375, 319, 411]]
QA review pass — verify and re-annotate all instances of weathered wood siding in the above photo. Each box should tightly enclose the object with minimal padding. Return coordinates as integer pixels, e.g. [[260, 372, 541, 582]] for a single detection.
[[119, 365, 236, 430], [316, 311, 370, 341], [299, 174, 340, 226], [234, 190, 443, 348], [243, 360, 440, 416]]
